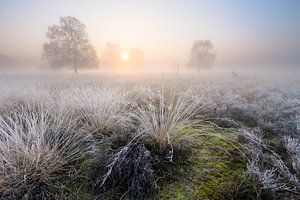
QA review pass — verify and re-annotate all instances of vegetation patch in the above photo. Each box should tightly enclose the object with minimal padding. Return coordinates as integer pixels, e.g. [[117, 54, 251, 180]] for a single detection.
[[0, 76, 299, 199], [160, 122, 257, 200]]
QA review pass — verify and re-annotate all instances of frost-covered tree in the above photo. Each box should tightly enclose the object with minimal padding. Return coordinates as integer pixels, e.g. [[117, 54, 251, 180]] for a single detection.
[[188, 40, 216, 69], [43, 16, 98, 74]]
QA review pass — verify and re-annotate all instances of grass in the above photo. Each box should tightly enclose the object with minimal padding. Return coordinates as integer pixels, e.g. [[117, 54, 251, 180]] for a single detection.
[[160, 122, 257, 200], [130, 88, 204, 149], [0, 74, 299, 199], [0, 104, 89, 198]]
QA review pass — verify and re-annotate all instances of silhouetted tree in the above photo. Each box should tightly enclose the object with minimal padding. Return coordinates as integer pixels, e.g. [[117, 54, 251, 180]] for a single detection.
[[102, 43, 120, 69], [129, 48, 144, 67], [188, 40, 216, 69], [43, 16, 98, 74], [101, 43, 144, 72]]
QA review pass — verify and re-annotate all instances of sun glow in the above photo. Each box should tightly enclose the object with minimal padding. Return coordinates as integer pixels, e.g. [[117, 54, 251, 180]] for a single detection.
[[120, 51, 130, 62]]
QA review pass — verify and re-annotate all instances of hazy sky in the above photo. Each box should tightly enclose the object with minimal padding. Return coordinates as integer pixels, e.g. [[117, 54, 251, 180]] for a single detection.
[[1, 0, 300, 68]]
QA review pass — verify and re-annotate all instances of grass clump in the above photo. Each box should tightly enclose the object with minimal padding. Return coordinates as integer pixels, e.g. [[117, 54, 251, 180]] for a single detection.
[[91, 88, 204, 199], [0, 106, 89, 199], [130, 88, 204, 150]]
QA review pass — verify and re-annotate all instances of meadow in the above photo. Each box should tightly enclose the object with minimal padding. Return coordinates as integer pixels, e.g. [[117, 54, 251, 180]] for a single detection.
[[0, 73, 299, 199]]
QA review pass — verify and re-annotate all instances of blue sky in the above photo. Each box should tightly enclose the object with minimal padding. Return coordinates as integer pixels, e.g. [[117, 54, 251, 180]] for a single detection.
[[0, 0, 300, 67]]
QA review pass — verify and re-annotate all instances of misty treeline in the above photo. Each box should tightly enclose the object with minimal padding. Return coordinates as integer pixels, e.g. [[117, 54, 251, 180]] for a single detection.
[[101, 43, 144, 70], [42, 16, 216, 74]]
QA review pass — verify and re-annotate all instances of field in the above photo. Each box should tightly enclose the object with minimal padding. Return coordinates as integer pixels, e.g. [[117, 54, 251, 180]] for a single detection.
[[0, 73, 300, 199]]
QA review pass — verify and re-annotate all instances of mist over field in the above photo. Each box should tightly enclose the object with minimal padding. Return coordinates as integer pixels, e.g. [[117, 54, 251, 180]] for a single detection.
[[0, 1, 300, 199], [1, 0, 300, 75]]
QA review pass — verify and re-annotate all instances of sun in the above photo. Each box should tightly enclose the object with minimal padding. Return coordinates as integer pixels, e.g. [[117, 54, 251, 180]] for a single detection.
[[120, 51, 130, 62]]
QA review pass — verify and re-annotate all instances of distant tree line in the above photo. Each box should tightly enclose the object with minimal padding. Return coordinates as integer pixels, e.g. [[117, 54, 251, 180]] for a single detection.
[[101, 43, 143, 70], [43, 16, 216, 74]]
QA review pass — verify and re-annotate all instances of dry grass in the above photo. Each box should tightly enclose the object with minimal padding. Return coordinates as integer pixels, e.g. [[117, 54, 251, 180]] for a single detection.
[[130, 88, 204, 148], [0, 103, 88, 197], [0, 74, 299, 199]]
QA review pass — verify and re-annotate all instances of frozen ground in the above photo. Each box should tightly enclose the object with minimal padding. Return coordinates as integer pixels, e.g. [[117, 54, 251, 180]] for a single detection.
[[0, 73, 299, 199]]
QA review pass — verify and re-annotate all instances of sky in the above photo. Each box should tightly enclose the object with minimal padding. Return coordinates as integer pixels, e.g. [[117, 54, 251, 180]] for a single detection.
[[0, 0, 300, 69]]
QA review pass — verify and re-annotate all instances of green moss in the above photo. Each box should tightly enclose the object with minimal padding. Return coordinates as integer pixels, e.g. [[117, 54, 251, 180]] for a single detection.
[[160, 122, 256, 200], [63, 157, 96, 199]]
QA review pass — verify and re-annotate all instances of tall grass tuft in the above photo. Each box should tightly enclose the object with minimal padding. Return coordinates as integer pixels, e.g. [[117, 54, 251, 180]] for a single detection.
[[0, 105, 88, 197], [130, 88, 204, 149]]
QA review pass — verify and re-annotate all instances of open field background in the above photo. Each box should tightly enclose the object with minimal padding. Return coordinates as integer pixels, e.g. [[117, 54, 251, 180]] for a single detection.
[[0, 73, 300, 199]]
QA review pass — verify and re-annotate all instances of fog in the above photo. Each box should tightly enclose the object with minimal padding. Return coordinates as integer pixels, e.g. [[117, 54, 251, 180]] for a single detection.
[[2, 2, 300, 199], [0, 0, 300, 76]]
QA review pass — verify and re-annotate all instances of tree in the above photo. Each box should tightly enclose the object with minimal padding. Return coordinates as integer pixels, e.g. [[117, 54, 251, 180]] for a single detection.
[[102, 42, 120, 69], [187, 40, 216, 69], [101, 44, 144, 73], [43, 16, 98, 74], [129, 48, 144, 67]]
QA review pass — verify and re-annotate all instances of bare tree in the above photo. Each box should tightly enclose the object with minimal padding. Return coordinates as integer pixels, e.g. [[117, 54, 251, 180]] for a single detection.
[[188, 40, 216, 69], [43, 16, 98, 74]]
